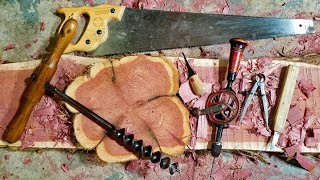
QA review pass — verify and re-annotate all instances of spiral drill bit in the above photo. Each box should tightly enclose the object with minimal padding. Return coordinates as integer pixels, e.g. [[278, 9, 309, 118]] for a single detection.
[[44, 82, 177, 174]]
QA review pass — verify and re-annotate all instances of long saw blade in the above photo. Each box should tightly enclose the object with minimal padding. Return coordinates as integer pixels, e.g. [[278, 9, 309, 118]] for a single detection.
[[92, 8, 314, 55], [58, 5, 315, 55]]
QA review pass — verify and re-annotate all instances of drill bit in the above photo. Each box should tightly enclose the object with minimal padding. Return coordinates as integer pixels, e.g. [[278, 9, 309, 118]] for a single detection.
[[209, 157, 216, 179]]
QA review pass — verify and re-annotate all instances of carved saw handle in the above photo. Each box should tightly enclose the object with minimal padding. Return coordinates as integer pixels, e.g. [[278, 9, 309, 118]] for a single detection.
[[2, 19, 78, 144], [57, 4, 125, 53]]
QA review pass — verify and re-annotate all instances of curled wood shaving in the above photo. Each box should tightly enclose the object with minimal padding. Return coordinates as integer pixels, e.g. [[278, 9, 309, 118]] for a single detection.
[[232, 150, 271, 165], [276, 54, 320, 65]]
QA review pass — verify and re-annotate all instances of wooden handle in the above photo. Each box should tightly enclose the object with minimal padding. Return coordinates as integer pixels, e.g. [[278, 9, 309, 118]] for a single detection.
[[57, 4, 125, 53], [273, 65, 300, 132], [2, 19, 78, 144], [228, 38, 248, 73], [189, 75, 211, 96], [226, 38, 248, 90]]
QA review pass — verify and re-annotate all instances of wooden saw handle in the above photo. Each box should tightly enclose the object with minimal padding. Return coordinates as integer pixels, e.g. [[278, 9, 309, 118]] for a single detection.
[[57, 4, 125, 53], [2, 19, 78, 144], [273, 65, 300, 132]]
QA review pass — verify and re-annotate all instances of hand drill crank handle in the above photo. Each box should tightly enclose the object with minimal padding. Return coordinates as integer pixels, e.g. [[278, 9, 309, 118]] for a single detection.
[[191, 104, 226, 117]]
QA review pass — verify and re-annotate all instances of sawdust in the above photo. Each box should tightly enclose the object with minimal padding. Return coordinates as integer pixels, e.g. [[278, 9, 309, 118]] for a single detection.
[[40, 22, 45, 31], [280, 106, 319, 171], [67, 154, 73, 161], [31, 50, 41, 59], [297, 79, 316, 98], [61, 163, 70, 173], [199, 47, 217, 59], [292, 33, 320, 56], [3, 44, 16, 51], [83, 0, 95, 5], [121, 0, 182, 11], [23, 157, 32, 165], [24, 43, 31, 49]]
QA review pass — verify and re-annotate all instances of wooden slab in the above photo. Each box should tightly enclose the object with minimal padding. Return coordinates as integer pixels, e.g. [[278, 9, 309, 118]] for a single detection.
[[1, 54, 320, 153], [0, 55, 102, 148], [174, 56, 320, 153]]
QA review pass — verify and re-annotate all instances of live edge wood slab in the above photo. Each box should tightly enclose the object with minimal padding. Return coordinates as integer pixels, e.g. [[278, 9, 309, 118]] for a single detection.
[[0, 54, 320, 153]]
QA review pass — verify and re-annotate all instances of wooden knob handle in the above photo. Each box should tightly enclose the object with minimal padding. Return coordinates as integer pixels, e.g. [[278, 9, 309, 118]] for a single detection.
[[2, 19, 78, 144], [226, 38, 248, 90], [189, 75, 211, 96], [228, 38, 248, 73]]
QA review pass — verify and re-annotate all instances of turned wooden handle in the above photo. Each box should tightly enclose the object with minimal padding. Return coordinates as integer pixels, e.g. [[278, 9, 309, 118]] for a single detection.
[[2, 19, 78, 144], [226, 38, 248, 90], [273, 65, 300, 132], [228, 38, 248, 73]]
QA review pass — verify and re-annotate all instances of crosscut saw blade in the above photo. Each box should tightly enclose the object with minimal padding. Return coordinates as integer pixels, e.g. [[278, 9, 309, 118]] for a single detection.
[[57, 5, 315, 55]]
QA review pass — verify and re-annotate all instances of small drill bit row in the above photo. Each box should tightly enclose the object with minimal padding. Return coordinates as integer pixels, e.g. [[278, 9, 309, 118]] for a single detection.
[[113, 128, 179, 174]]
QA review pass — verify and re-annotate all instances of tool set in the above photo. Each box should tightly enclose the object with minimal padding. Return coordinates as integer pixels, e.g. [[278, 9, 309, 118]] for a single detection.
[[3, 3, 314, 175]]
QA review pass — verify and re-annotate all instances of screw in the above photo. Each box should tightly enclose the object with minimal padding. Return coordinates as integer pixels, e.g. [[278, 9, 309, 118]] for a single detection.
[[97, 30, 102, 34], [31, 73, 36, 80], [110, 8, 115, 13], [85, 39, 91, 44]]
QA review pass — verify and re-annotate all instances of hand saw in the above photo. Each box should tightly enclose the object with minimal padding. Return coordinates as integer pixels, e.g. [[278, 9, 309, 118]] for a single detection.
[[57, 4, 315, 55]]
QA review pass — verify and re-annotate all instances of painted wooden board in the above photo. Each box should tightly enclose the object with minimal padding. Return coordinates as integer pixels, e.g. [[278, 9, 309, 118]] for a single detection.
[[1, 54, 320, 153]]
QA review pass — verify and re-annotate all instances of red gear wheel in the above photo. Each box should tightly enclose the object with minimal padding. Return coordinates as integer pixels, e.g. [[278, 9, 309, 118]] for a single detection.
[[205, 89, 240, 124]]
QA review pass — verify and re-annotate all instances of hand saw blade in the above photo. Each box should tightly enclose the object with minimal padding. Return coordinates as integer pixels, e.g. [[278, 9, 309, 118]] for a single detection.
[[60, 6, 315, 55]]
